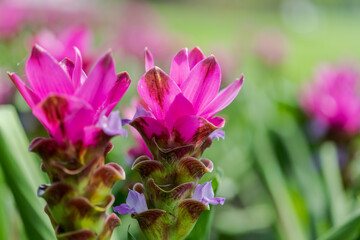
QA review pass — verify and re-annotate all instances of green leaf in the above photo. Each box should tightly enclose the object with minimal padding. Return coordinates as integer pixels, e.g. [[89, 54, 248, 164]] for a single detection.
[[319, 142, 348, 227], [186, 168, 223, 240], [0, 168, 9, 240], [318, 209, 360, 240], [0, 105, 55, 240], [127, 225, 136, 240]]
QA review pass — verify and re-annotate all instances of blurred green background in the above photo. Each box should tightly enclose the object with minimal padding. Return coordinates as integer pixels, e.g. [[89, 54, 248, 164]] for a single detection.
[[1, 0, 360, 239]]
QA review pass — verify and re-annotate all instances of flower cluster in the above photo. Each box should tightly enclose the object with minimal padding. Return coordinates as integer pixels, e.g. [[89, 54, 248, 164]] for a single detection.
[[114, 47, 243, 240], [9, 45, 130, 239]]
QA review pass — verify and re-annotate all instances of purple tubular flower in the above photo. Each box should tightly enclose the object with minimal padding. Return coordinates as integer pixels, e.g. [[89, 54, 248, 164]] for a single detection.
[[113, 189, 148, 215], [8, 45, 131, 145], [193, 182, 225, 209], [132, 47, 244, 153]]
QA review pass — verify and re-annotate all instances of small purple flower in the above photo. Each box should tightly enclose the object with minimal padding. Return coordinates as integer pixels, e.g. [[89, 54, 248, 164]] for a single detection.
[[113, 189, 148, 215], [193, 182, 225, 209], [97, 110, 127, 137]]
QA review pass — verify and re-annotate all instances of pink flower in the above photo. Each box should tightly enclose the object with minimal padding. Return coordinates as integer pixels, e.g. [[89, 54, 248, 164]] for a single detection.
[[300, 64, 360, 135], [32, 26, 93, 70], [8, 45, 131, 145], [131, 47, 244, 155]]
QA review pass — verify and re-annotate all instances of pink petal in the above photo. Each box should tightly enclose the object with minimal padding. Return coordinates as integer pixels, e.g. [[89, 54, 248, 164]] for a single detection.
[[72, 47, 83, 89], [138, 67, 181, 120], [131, 116, 169, 150], [181, 56, 221, 113], [188, 47, 205, 70], [170, 48, 190, 86], [59, 58, 74, 79], [164, 93, 194, 130], [60, 26, 91, 61], [8, 73, 40, 108], [76, 51, 116, 110], [32, 95, 94, 143], [200, 75, 244, 118], [144, 47, 154, 72], [208, 116, 225, 128], [101, 72, 131, 116], [172, 115, 218, 148], [26, 45, 74, 98]]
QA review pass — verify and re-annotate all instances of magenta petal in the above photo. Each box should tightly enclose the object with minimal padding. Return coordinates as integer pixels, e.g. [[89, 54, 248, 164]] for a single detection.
[[181, 56, 221, 113], [72, 47, 83, 89], [200, 75, 244, 118], [32, 95, 94, 143], [76, 51, 116, 110], [164, 93, 194, 130], [131, 116, 169, 149], [113, 204, 133, 215], [59, 58, 74, 79], [8, 73, 40, 108], [188, 47, 206, 70], [101, 72, 131, 116], [145, 48, 154, 72], [170, 48, 190, 86], [138, 67, 181, 120], [172, 115, 218, 147], [26, 45, 74, 98], [208, 116, 225, 128]]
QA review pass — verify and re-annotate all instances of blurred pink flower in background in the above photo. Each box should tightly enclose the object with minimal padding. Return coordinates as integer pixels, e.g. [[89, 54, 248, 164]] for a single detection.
[[0, 0, 94, 39], [114, 2, 179, 62], [300, 64, 360, 135], [253, 29, 289, 66], [32, 26, 94, 71], [0, 71, 14, 104]]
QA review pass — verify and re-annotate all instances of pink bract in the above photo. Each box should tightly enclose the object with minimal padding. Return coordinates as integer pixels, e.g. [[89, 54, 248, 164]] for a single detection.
[[8, 45, 131, 145], [131, 47, 244, 154], [300, 64, 360, 135]]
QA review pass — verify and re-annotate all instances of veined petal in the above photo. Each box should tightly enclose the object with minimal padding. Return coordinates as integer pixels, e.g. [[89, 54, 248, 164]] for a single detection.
[[138, 67, 181, 120], [101, 72, 131, 116], [172, 115, 218, 148], [8, 73, 40, 108], [32, 95, 94, 143], [200, 75, 244, 118], [145, 48, 154, 72], [164, 93, 194, 130], [188, 47, 206, 70], [26, 45, 74, 98], [130, 116, 169, 150], [170, 48, 190, 86], [76, 51, 116, 110], [181, 56, 221, 113]]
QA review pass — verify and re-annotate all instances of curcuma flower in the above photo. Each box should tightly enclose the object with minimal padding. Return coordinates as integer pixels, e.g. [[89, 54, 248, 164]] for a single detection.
[[300, 64, 360, 136], [131, 47, 244, 159], [9, 45, 130, 239], [114, 47, 243, 240], [9, 45, 130, 146]]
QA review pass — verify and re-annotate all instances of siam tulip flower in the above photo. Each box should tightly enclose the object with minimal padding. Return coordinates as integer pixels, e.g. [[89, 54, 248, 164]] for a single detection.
[[192, 181, 225, 209], [8, 45, 130, 145], [113, 189, 148, 215], [32, 26, 94, 71], [115, 47, 243, 240], [300, 64, 360, 136], [114, 2, 178, 62], [8, 45, 130, 239], [0, 1, 26, 38], [131, 47, 244, 159], [254, 29, 289, 67]]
